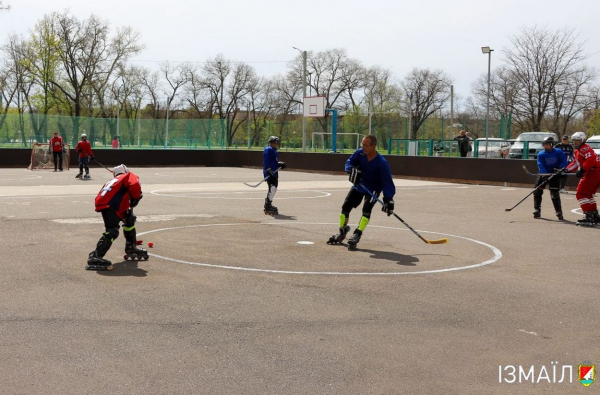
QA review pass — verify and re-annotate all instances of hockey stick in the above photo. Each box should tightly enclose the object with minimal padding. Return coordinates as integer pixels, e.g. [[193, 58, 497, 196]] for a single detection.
[[93, 158, 114, 174], [521, 165, 574, 177], [358, 184, 449, 245], [243, 167, 280, 188], [505, 171, 562, 212]]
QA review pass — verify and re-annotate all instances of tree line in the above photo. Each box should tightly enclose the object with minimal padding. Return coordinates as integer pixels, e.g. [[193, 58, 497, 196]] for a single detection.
[[1, 11, 598, 148]]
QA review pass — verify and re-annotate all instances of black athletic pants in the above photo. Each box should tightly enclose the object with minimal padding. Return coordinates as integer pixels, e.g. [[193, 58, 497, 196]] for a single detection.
[[52, 151, 63, 170]]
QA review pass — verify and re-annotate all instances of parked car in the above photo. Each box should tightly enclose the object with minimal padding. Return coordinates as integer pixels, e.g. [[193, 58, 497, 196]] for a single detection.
[[508, 132, 559, 159], [585, 135, 600, 156], [474, 138, 511, 158]]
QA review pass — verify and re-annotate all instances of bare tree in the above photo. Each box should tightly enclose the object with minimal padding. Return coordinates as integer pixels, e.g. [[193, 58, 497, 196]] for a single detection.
[[289, 49, 364, 132], [0, 1, 10, 11], [20, 13, 62, 140], [550, 66, 597, 135], [246, 76, 278, 147], [401, 68, 452, 139], [50, 12, 142, 142], [0, 60, 19, 140], [2, 34, 35, 146], [504, 26, 590, 132], [201, 55, 254, 145]]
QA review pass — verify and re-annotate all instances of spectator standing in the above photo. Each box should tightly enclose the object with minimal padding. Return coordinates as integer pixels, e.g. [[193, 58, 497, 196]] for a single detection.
[[454, 130, 470, 157]]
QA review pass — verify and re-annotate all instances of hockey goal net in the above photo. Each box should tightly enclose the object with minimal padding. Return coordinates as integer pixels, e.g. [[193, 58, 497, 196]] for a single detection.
[[27, 142, 70, 170], [312, 132, 362, 152]]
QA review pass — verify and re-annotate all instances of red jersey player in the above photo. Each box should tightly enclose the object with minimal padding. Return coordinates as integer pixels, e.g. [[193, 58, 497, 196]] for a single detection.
[[49, 131, 64, 171], [565, 132, 600, 226], [75, 133, 94, 179], [87, 164, 148, 270]]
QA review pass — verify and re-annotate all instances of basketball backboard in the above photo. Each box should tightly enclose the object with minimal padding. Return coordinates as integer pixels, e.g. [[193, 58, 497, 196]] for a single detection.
[[303, 96, 325, 118]]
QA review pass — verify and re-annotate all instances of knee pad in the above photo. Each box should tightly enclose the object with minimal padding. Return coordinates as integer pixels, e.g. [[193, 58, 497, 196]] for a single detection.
[[550, 190, 560, 201], [339, 213, 349, 228], [105, 227, 120, 241], [96, 227, 119, 257], [342, 199, 355, 213], [361, 200, 375, 218], [267, 185, 277, 201], [123, 212, 137, 229]]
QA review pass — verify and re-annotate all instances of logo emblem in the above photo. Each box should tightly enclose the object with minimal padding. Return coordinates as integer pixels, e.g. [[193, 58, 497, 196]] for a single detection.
[[579, 363, 595, 387]]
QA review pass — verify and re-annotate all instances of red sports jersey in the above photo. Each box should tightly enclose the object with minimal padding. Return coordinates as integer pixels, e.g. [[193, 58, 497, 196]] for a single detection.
[[95, 172, 142, 218], [49, 136, 64, 152], [75, 140, 94, 158], [566, 143, 600, 173]]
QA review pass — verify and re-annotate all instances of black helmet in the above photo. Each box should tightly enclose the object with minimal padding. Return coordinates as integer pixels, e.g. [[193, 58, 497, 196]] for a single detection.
[[542, 136, 555, 145], [268, 136, 280, 143]]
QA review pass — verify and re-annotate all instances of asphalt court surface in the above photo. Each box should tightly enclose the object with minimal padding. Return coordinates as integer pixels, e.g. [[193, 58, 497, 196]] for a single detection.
[[1, 166, 598, 394]]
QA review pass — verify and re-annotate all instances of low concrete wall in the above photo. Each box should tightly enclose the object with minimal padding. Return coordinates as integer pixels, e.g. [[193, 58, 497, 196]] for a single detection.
[[3, 148, 578, 189]]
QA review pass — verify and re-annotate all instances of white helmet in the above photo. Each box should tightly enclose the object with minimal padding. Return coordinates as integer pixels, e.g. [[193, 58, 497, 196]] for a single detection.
[[113, 164, 129, 176], [571, 132, 586, 142], [81, 133, 87, 138]]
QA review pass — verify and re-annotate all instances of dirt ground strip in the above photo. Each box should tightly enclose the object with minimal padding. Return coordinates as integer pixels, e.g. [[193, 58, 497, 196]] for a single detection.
[[0, 166, 598, 394]]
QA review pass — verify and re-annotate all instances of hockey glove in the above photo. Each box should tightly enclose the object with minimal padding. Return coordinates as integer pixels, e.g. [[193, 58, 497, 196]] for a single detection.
[[77, 147, 82, 153], [576, 168, 585, 178], [266, 168, 275, 177], [89, 156, 94, 161], [277, 161, 287, 170], [349, 167, 362, 185], [382, 197, 395, 216], [553, 167, 566, 176], [130, 194, 143, 208]]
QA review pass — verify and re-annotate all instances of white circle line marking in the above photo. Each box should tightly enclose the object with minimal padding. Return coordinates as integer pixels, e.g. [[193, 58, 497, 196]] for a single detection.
[[139, 222, 502, 276]]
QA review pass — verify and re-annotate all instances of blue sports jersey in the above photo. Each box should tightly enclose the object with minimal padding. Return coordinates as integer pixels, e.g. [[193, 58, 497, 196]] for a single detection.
[[537, 148, 567, 174], [263, 146, 279, 178], [345, 148, 395, 199]]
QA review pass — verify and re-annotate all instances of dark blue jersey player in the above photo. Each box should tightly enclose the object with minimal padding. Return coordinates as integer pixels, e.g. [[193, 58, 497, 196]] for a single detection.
[[328, 134, 396, 250], [263, 136, 286, 215], [533, 136, 568, 220]]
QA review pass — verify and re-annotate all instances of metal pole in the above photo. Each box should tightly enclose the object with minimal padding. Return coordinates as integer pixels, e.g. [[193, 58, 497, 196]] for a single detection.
[[137, 98, 141, 147], [165, 96, 169, 149], [247, 104, 251, 149], [368, 112, 372, 134], [485, 51, 492, 156], [450, 85, 454, 132], [302, 51, 307, 153], [407, 92, 413, 140], [116, 101, 120, 139]]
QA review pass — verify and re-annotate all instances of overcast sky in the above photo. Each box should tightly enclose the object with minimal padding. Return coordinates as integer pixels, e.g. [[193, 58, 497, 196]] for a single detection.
[[1, 0, 598, 105]]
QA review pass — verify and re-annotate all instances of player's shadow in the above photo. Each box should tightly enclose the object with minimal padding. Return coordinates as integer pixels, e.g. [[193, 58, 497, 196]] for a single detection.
[[96, 260, 148, 277], [358, 248, 420, 266], [272, 214, 297, 221], [538, 218, 579, 225]]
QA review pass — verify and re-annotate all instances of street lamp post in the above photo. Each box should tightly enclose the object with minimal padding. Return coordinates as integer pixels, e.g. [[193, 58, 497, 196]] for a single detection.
[[407, 92, 413, 139], [481, 46, 494, 157], [293, 47, 308, 153]]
